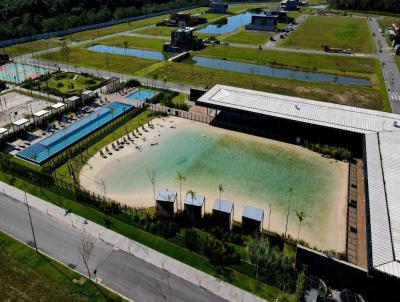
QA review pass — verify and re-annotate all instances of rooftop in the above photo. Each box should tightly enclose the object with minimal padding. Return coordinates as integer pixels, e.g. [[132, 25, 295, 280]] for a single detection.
[[242, 206, 264, 222], [213, 199, 234, 214], [66, 96, 80, 102], [13, 118, 29, 126], [33, 110, 49, 117], [157, 190, 177, 203], [196, 84, 400, 134], [185, 193, 205, 207], [51, 102, 65, 109]]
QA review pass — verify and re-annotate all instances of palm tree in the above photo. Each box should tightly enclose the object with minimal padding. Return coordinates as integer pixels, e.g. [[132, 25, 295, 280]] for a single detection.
[[187, 189, 196, 227], [295, 210, 307, 241], [176, 171, 186, 211], [284, 187, 292, 237], [218, 183, 224, 211]]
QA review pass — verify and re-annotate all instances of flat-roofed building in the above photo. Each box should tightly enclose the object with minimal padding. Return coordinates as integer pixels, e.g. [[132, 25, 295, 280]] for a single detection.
[[156, 190, 178, 218], [245, 13, 278, 31], [208, 1, 228, 13], [212, 198, 234, 229], [242, 206, 264, 233], [184, 193, 206, 223]]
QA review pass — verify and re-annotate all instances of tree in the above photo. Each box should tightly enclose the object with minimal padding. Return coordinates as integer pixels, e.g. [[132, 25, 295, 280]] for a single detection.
[[187, 189, 196, 227], [79, 231, 95, 280], [146, 168, 157, 203], [284, 187, 292, 237], [60, 41, 71, 72], [176, 171, 186, 211], [295, 210, 307, 240]]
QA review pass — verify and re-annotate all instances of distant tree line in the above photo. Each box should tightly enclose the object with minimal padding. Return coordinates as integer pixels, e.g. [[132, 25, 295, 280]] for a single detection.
[[0, 0, 200, 40], [327, 0, 400, 13]]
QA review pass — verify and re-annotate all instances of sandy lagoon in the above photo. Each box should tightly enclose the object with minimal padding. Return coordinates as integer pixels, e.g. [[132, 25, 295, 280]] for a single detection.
[[80, 116, 348, 251]]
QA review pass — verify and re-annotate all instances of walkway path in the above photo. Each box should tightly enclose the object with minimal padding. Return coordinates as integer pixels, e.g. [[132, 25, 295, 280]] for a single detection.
[[0, 181, 266, 302], [369, 17, 400, 113]]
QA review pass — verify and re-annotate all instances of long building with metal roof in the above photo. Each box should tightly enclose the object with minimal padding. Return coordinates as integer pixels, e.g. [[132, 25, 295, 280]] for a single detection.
[[196, 84, 400, 280]]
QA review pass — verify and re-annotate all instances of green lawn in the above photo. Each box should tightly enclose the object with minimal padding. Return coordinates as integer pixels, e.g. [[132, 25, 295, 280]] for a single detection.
[[197, 45, 377, 75], [38, 46, 158, 75], [33, 72, 104, 96], [147, 61, 385, 110], [135, 25, 174, 37], [1, 39, 62, 57], [280, 16, 375, 53], [0, 231, 123, 301], [95, 35, 166, 51], [224, 28, 274, 45], [0, 169, 294, 302]]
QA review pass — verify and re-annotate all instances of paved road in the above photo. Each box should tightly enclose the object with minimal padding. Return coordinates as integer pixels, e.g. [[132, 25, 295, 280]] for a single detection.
[[0, 193, 226, 302], [369, 17, 400, 113]]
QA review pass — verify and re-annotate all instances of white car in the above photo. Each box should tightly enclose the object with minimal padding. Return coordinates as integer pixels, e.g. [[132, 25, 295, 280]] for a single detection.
[[343, 49, 352, 54]]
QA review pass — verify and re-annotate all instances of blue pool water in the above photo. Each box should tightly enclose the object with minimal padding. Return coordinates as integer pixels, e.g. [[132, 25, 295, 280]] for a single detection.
[[196, 12, 253, 34], [126, 89, 158, 102], [17, 102, 133, 164], [189, 56, 372, 86], [87, 44, 165, 61]]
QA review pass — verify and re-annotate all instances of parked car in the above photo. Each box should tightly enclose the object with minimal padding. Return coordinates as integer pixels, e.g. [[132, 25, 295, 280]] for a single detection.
[[222, 41, 229, 45], [343, 49, 352, 54], [270, 37, 276, 41]]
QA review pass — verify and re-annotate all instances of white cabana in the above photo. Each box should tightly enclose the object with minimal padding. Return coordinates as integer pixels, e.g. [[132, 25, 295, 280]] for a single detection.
[[33, 109, 49, 118], [13, 118, 29, 130]]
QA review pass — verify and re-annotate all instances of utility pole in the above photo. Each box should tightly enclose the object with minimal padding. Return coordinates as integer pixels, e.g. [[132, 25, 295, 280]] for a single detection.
[[284, 187, 292, 237], [25, 192, 38, 252]]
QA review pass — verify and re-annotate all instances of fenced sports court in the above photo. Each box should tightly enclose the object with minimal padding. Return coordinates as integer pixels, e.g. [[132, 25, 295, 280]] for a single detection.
[[0, 62, 50, 84]]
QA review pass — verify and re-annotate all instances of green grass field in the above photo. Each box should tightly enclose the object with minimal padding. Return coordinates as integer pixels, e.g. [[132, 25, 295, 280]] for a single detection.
[[135, 25, 174, 37], [95, 35, 166, 51], [0, 231, 123, 301], [34, 72, 104, 96], [280, 16, 375, 53], [224, 28, 274, 45], [147, 61, 385, 110], [39, 46, 158, 75], [1, 39, 62, 57]]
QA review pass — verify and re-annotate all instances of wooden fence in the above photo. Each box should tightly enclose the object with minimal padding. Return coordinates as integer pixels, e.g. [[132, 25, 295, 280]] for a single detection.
[[147, 104, 213, 124]]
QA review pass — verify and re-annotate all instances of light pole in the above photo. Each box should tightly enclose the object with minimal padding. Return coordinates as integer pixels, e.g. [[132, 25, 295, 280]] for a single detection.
[[25, 192, 38, 252]]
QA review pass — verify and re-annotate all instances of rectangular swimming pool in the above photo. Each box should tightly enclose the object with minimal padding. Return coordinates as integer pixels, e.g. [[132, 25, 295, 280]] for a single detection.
[[17, 102, 133, 164], [126, 89, 158, 102]]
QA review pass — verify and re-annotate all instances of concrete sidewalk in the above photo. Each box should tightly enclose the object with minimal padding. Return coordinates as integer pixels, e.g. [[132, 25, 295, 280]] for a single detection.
[[0, 181, 266, 302]]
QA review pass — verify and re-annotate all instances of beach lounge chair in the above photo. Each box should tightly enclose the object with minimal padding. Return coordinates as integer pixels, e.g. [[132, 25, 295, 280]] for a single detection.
[[105, 146, 112, 155], [100, 150, 107, 158], [128, 134, 134, 142], [112, 143, 119, 151], [123, 137, 130, 145]]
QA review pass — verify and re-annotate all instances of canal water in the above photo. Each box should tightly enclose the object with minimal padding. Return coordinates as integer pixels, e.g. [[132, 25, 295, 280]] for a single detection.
[[188, 56, 372, 86], [87, 44, 166, 61], [196, 12, 253, 35]]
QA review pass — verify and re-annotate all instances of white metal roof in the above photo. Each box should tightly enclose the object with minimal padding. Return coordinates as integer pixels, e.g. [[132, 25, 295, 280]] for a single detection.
[[13, 118, 29, 126], [196, 85, 400, 134], [184, 193, 205, 207], [82, 90, 94, 95], [0, 127, 8, 135], [156, 190, 177, 203], [213, 199, 234, 214], [51, 102, 65, 109], [242, 206, 264, 222], [66, 96, 80, 102], [33, 110, 49, 117]]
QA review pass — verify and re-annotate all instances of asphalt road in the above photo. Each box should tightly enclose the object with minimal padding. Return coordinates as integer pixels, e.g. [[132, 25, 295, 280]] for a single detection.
[[369, 17, 400, 113], [0, 193, 226, 302]]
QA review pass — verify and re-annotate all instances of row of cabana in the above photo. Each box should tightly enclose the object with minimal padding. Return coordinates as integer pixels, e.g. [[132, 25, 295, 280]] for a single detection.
[[0, 90, 96, 138], [156, 190, 265, 233]]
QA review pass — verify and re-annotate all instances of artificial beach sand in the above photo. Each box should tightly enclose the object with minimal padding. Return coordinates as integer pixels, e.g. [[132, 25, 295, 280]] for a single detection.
[[80, 116, 348, 251]]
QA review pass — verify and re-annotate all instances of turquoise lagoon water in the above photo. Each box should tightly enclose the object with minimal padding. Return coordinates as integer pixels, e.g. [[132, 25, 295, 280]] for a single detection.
[[89, 121, 346, 247]]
